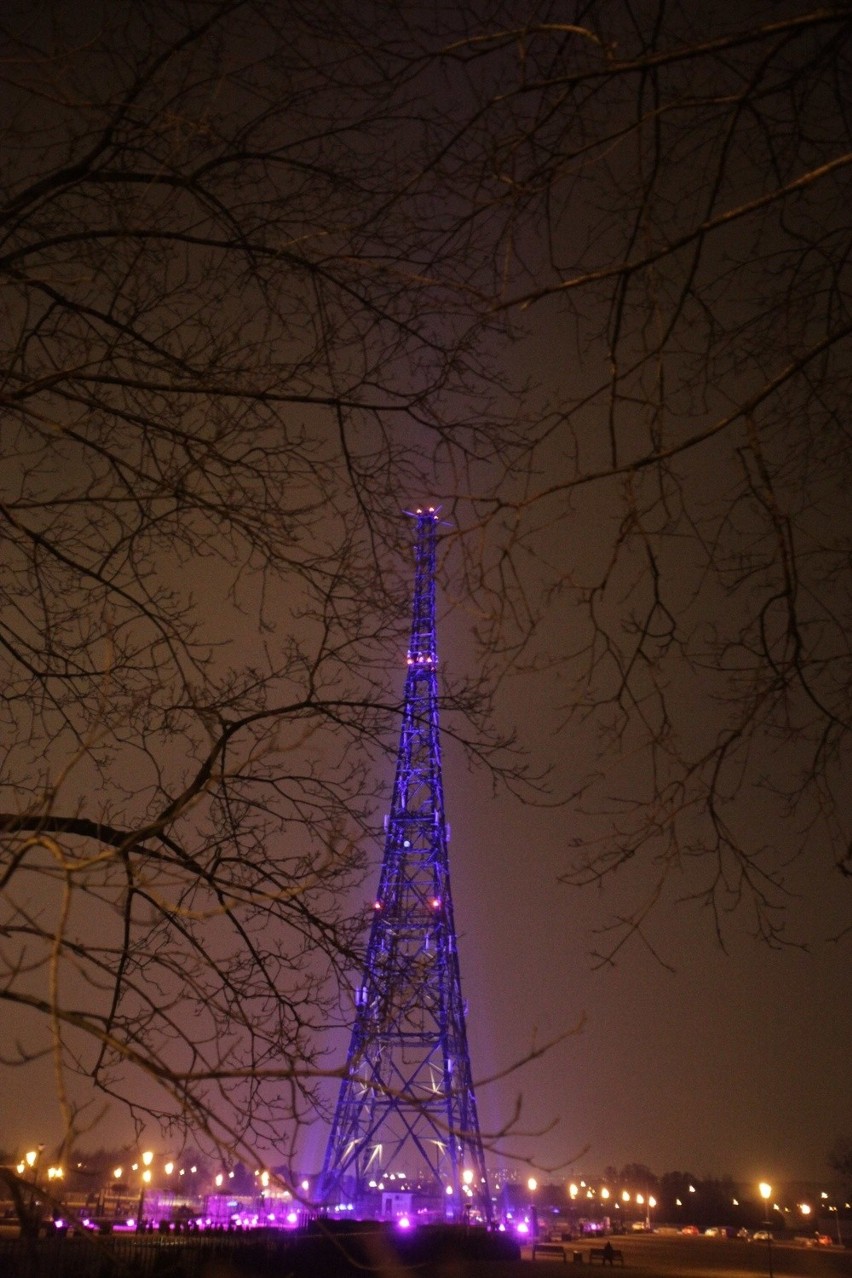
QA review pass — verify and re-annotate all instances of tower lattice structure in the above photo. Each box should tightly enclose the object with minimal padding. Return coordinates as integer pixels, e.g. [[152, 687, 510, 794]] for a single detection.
[[319, 507, 490, 1222]]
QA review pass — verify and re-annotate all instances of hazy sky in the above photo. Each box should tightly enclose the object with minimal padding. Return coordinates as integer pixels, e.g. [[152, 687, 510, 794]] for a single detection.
[[8, 555, 848, 1194], [2, 1, 849, 1200], [294, 558, 852, 1189], [433, 658, 851, 1187], [2, 517, 848, 1191]]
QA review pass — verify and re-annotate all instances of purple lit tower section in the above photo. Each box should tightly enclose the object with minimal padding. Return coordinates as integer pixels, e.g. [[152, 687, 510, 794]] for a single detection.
[[319, 507, 490, 1222]]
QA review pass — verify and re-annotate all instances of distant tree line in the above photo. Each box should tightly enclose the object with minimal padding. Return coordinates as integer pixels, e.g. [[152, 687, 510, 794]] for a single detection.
[[524, 1161, 850, 1229]]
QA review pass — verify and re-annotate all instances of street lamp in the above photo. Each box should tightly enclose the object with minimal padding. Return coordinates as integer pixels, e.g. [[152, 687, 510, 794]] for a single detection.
[[136, 1151, 153, 1230], [20, 1145, 45, 1232], [528, 1178, 538, 1239], [828, 1202, 843, 1245], [759, 1183, 773, 1278], [647, 1196, 656, 1231]]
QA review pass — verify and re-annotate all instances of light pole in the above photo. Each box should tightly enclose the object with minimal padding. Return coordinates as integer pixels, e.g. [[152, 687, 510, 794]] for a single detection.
[[759, 1182, 773, 1278], [528, 1178, 538, 1240], [136, 1151, 153, 1230], [109, 1166, 124, 1218], [462, 1168, 474, 1226], [46, 1165, 63, 1224], [830, 1203, 843, 1246], [19, 1145, 45, 1234]]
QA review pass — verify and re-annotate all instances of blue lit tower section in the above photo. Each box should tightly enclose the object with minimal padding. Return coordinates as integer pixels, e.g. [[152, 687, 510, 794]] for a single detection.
[[319, 507, 490, 1222]]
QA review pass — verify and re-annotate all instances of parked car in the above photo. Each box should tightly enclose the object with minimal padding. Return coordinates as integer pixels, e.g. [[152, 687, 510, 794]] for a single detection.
[[680, 1225, 699, 1236]]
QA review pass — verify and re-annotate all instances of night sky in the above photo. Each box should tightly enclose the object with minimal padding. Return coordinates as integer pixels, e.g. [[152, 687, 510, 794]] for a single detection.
[[3, 634, 850, 1190], [439, 569, 851, 1187], [4, 567, 850, 1187], [295, 588, 852, 1189], [448, 742, 851, 1185], [1, 0, 850, 1202]]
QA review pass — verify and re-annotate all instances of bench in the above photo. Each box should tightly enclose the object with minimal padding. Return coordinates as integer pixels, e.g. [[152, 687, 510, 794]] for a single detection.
[[532, 1243, 587, 1263], [533, 1242, 569, 1261], [589, 1247, 624, 1265]]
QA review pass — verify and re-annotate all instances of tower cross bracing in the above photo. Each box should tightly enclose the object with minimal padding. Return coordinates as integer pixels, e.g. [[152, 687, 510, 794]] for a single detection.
[[319, 507, 490, 1222]]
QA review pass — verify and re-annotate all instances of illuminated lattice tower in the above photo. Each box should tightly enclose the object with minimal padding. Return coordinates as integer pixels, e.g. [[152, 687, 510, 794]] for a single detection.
[[319, 507, 490, 1222]]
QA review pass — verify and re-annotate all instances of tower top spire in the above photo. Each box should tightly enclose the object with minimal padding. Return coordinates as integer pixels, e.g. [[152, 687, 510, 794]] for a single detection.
[[406, 505, 440, 668]]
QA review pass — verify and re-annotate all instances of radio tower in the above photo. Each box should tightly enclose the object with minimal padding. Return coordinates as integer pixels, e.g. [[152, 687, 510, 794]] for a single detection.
[[319, 507, 490, 1223]]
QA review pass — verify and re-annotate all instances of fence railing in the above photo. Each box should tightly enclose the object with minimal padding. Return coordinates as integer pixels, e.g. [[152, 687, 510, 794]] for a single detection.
[[0, 1220, 520, 1277]]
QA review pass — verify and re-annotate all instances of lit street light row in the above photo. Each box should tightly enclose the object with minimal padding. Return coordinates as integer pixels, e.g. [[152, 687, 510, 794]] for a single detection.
[[566, 1182, 656, 1224]]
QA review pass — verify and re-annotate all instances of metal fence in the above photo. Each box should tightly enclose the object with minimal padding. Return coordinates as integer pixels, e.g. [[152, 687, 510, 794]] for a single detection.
[[0, 1232, 284, 1278], [0, 1221, 521, 1277]]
